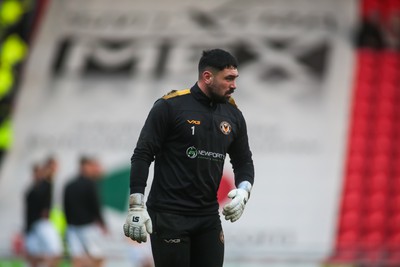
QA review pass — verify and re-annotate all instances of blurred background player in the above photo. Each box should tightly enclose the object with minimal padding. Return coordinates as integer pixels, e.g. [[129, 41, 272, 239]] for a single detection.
[[24, 162, 63, 267], [42, 156, 59, 183], [63, 156, 107, 267]]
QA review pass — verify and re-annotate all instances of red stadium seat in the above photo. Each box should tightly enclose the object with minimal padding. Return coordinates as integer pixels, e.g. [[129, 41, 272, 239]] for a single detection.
[[378, 84, 397, 102], [375, 101, 396, 121], [388, 213, 400, 234], [372, 136, 392, 154], [337, 230, 360, 249], [387, 232, 400, 250], [340, 211, 361, 231], [347, 153, 367, 172], [342, 192, 363, 212], [379, 66, 397, 78], [352, 100, 372, 119], [365, 193, 387, 213], [391, 178, 400, 194], [355, 82, 375, 101], [364, 211, 386, 231], [348, 136, 368, 154], [382, 50, 400, 64], [344, 172, 364, 193], [368, 172, 390, 193], [389, 195, 400, 213], [351, 118, 370, 137], [361, 230, 385, 250], [374, 117, 394, 132], [370, 153, 391, 175], [392, 160, 400, 175]]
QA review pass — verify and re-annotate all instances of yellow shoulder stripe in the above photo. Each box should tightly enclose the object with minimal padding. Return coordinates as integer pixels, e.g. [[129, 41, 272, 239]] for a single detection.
[[228, 97, 238, 108], [162, 89, 191, 100]]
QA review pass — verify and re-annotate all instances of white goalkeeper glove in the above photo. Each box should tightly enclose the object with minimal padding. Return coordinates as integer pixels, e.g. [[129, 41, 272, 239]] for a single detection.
[[222, 181, 252, 222], [123, 193, 153, 243]]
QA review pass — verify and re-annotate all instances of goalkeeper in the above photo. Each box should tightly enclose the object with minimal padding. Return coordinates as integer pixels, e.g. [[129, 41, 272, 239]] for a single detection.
[[124, 48, 255, 267]]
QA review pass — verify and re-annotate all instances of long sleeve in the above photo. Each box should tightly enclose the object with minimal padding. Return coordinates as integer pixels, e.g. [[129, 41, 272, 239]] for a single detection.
[[228, 112, 255, 187], [130, 99, 171, 194]]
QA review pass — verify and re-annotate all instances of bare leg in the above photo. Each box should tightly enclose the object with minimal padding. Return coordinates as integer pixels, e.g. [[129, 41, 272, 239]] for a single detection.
[[47, 256, 62, 267], [26, 255, 42, 267], [71, 256, 92, 267], [91, 257, 105, 267]]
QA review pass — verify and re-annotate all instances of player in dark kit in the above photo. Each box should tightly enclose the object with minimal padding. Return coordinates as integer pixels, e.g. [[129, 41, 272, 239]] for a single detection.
[[24, 161, 62, 267], [64, 156, 107, 267], [124, 49, 255, 267]]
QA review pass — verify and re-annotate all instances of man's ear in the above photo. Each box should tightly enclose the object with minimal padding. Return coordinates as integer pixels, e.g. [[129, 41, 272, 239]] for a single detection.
[[203, 70, 213, 85]]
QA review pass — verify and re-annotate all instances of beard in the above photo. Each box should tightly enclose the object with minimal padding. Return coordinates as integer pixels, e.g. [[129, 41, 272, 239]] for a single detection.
[[209, 91, 228, 103], [208, 84, 233, 103]]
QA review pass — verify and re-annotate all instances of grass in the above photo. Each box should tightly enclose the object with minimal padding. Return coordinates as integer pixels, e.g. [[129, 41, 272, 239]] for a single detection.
[[0, 259, 71, 267]]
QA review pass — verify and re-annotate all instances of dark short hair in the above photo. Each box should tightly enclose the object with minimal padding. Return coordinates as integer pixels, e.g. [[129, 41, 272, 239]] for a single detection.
[[198, 49, 238, 74], [45, 155, 57, 164], [80, 155, 94, 166], [32, 163, 41, 172]]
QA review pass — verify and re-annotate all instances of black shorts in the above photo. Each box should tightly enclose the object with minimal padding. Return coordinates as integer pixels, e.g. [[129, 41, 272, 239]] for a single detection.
[[148, 209, 224, 267]]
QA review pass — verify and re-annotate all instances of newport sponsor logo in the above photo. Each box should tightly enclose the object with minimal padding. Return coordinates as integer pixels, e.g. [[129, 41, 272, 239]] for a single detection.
[[186, 146, 225, 161], [186, 146, 198, 159], [198, 150, 225, 159]]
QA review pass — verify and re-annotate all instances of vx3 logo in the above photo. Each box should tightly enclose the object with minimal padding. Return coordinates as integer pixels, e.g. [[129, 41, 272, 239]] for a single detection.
[[164, 239, 181, 244], [187, 119, 201, 125]]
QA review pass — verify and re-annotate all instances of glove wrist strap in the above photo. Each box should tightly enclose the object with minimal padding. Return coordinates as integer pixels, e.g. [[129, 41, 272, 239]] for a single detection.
[[238, 181, 252, 200], [238, 181, 252, 194], [129, 193, 144, 208]]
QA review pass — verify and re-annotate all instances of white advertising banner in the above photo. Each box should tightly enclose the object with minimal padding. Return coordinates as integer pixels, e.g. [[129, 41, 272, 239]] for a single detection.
[[0, 0, 357, 264]]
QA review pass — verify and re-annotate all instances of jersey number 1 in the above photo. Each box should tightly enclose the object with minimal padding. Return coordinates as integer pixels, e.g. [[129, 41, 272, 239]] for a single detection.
[[191, 126, 195, 135]]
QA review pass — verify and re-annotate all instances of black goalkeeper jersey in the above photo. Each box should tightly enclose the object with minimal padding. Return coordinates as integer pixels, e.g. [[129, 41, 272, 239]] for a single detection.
[[130, 83, 254, 215]]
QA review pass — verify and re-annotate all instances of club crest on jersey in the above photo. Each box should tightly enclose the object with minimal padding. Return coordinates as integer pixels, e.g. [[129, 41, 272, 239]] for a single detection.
[[220, 121, 232, 135]]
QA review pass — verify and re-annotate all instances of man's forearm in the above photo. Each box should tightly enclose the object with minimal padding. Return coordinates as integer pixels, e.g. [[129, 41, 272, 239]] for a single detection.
[[130, 158, 150, 194]]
